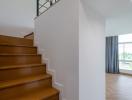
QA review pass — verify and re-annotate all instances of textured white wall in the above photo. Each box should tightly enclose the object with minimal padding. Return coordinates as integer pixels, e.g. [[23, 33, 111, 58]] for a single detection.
[[0, 0, 36, 37], [35, 0, 78, 100], [79, 1, 105, 100]]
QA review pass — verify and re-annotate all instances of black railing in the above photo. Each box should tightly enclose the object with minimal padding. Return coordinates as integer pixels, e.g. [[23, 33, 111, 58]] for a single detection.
[[37, 0, 60, 16]]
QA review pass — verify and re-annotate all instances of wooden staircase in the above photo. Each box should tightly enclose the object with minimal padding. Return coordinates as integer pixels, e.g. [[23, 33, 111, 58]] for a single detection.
[[0, 35, 59, 100]]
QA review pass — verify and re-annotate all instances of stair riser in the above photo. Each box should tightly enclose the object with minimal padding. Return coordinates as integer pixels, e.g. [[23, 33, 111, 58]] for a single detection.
[[0, 66, 46, 81], [0, 35, 33, 46], [0, 78, 52, 100], [0, 55, 41, 66], [0, 46, 37, 54]]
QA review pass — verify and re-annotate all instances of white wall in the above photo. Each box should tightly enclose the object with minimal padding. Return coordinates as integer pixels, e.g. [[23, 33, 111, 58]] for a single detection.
[[35, 0, 79, 100], [35, 0, 106, 100], [106, 15, 132, 36], [79, 1, 105, 100], [0, 0, 36, 37]]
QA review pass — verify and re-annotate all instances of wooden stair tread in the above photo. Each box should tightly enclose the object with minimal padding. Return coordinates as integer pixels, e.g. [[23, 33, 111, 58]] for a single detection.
[[0, 74, 51, 89], [0, 34, 59, 100], [0, 44, 36, 48], [0, 54, 40, 56], [0, 64, 45, 70], [0, 35, 33, 46], [14, 88, 59, 100], [0, 35, 32, 40]]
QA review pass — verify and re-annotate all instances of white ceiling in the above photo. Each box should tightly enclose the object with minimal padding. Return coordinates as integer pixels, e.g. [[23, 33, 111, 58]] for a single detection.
[[82, 0, 132, 18]]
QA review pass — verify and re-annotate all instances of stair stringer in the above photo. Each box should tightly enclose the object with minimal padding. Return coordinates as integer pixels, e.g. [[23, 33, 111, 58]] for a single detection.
[[37, 48, 67, 100]]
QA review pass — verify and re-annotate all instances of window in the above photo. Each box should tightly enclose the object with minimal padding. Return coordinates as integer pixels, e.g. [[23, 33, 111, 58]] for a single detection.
[[119, 34, 132, 70]]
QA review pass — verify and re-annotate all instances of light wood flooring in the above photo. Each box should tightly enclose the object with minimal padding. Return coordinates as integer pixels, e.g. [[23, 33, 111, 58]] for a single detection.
[[106, 74, 132, 100]]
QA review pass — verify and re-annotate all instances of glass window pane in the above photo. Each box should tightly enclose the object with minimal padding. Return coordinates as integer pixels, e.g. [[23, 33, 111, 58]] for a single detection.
[[124, 44, 132, 61], [119, 44, 124, 60], [119, 34, 132, 43], [119, 61, 132, 70], [119, 33, 132, 70]]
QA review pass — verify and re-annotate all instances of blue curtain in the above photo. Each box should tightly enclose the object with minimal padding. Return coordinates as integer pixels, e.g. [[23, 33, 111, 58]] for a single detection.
[[106, 36, 119, 74]]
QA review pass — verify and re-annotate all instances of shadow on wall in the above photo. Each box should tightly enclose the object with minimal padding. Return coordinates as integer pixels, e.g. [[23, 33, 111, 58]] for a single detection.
[[0, 25, 33, 37]]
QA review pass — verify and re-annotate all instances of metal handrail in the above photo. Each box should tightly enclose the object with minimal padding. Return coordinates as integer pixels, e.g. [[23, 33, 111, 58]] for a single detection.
[[37, 0, 60, 16]]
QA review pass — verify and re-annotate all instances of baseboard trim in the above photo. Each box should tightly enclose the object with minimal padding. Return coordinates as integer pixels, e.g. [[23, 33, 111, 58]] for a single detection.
[[43, 57, 66, 100], [47, 69, 64, 100]]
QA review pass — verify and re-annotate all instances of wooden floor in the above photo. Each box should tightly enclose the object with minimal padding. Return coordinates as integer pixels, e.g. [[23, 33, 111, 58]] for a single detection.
[[106, 74, 132, 100]]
